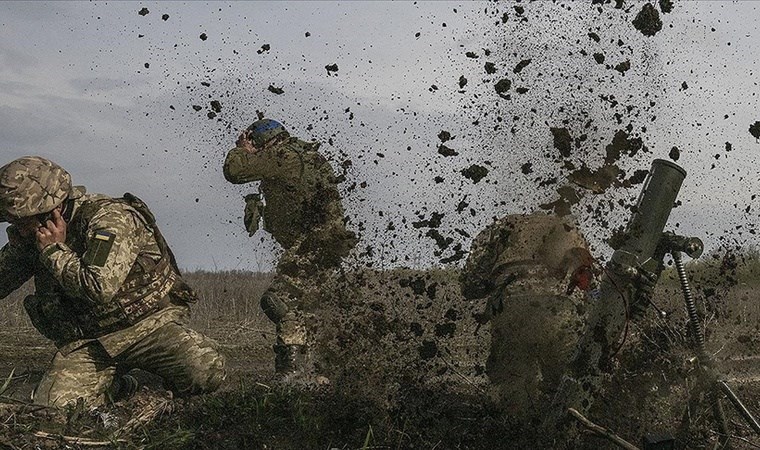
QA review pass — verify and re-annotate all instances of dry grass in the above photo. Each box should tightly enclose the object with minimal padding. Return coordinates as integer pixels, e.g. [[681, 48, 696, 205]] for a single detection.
[[182, 270, 273, 330], [1, 253, 760, 448]]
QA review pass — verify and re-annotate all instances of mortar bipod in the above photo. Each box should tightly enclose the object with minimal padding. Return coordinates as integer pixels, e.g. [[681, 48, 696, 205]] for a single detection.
[[662, 232, 760, 447]]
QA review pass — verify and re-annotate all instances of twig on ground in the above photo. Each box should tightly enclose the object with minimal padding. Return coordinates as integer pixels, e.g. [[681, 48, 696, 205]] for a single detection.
[[732, 435, 760, 449], [34, 430, 127, 446], [0, 369, 14, 396], [0, 396, 33, 405], [568, 408, 640, 450], [232, 324, 276, 335], [707, 429, 760, 449], [437, 347, 487, 395], [118, 397, 173, 435]]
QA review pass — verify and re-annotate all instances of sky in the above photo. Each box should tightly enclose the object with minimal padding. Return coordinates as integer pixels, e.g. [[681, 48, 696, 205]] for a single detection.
[[0, 1, 758, 271]]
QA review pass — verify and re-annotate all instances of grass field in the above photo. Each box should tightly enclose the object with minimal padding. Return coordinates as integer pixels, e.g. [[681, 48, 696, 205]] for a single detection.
[[1, 251, 760, 449]]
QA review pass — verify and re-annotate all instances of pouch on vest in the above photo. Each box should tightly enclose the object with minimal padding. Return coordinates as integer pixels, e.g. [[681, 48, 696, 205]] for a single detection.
[[69, 193, 198, 337], [121, 193, 199, 305], [243, 193, 264, 236], [24, 294, 82, 344]]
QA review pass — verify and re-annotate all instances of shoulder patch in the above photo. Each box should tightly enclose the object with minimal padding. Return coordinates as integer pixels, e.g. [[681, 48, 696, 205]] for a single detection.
[[83, 231, 116, 267]]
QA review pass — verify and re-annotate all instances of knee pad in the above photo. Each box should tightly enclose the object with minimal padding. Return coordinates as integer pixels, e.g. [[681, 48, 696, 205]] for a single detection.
[[177, 347, 227, 395], [260, 292, 289, 323], [198, 354, 227, 393]]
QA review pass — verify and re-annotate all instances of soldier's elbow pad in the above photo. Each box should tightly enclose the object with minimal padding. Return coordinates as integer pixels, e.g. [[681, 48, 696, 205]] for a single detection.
[[222, 162, 238, 183], [222, 150, 251, 184]]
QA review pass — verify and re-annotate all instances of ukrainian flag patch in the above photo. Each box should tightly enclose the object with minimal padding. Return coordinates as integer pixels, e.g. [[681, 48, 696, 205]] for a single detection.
[[83, 230, 116, 267]]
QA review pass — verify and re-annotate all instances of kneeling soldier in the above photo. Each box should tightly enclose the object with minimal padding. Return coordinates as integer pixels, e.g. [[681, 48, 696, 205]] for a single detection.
[[460, 213, 595, 417], [0, 156, 226, 407]]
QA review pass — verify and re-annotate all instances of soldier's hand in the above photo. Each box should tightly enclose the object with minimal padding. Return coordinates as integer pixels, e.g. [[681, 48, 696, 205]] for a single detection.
[[35, 209, 66, 251], [236, 130, 258, 154]]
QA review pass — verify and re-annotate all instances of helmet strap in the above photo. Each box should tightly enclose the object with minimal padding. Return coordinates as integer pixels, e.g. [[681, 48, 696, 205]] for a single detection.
[[61, 198, 75, 222]]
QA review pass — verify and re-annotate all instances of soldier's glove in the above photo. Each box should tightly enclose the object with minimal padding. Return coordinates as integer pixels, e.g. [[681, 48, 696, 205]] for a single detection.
[[243, 194, 264, 236]]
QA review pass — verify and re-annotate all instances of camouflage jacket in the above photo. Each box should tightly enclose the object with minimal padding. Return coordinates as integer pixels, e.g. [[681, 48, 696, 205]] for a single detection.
[[0, 188, 188, 355], [223, 137, 353, 250], [460, 213, 594, 310]]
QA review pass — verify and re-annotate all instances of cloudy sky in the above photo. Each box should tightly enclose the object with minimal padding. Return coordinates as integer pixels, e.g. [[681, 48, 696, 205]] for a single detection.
[[1, 1, 758, 271]]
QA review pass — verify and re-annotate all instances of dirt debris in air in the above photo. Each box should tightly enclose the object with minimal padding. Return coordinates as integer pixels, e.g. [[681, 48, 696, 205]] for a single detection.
[[437, 144, 458, 157], [513, 59, 531, 74], [325, 63, 339, 75], [750, 121, 760, 140], [461, 164, 489, 184], [267, 85, 284, 95], [659, 0, 674, 14], [436, 132, 459, 155], [550, 127, 575, 159], [29, 1, 760, 449], [632, 3, 663, 37], [614, 59, 631, 74], [494, 78, 511, 98]]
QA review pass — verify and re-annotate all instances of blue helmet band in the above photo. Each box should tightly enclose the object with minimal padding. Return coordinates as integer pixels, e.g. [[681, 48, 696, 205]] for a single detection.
[[250, 119, 283, 134], [246, 119, 287, 147]]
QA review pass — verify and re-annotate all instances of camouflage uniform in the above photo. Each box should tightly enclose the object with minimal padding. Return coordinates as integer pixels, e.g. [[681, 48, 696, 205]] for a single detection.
[[0, 157, 225, 407], [224, 131, 356, 372], [460, 213, 594, 415]]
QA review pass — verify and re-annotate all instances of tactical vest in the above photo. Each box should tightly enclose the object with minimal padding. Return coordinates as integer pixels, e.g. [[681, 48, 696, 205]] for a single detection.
[[25, 193, 197, 344]]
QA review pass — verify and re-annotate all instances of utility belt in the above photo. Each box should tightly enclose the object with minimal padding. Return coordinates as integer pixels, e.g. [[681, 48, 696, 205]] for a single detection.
[[492, 263, 564, 295], [24, 257, 193, 345], [485, 262, 587, 321]]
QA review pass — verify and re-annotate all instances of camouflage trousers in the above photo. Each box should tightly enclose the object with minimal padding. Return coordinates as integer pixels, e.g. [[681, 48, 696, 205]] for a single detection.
[[262, 235, 357, 348], [265, 256, 332, 347], [486, 292, 585, 416], [33, 319, 226, 408]]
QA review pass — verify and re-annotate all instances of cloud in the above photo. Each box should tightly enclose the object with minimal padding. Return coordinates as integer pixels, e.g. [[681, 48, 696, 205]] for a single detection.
[[0, 2, 70, 22], [0, 104, 73, 149], [0, 47, 39, 76], [68, 76, 149, 95]]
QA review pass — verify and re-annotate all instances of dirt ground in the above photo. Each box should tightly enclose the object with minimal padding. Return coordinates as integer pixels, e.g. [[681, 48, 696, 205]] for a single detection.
[[1, 268, 760, 449]]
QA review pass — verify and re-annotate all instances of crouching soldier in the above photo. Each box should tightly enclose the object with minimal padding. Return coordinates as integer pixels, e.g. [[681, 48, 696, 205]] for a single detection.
[[460, 213, 595, 418], [0, 156, 226, 407]]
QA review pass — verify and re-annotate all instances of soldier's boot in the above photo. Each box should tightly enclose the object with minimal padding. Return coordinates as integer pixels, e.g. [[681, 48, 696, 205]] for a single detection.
[[108, 374, 139, 403], [274, 343, 310, 376], [273, 344, 329, 386]]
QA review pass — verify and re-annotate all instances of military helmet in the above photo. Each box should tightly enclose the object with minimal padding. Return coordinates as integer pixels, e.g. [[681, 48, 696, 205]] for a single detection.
[[246, 119, 288, 148], [0, 156, 73, 221]]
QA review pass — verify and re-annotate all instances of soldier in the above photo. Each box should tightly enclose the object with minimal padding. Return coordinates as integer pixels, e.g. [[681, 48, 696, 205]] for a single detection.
[[223, 118, 357, 378], [0, 156, 226, 407], [460, 212, 595, 417]]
